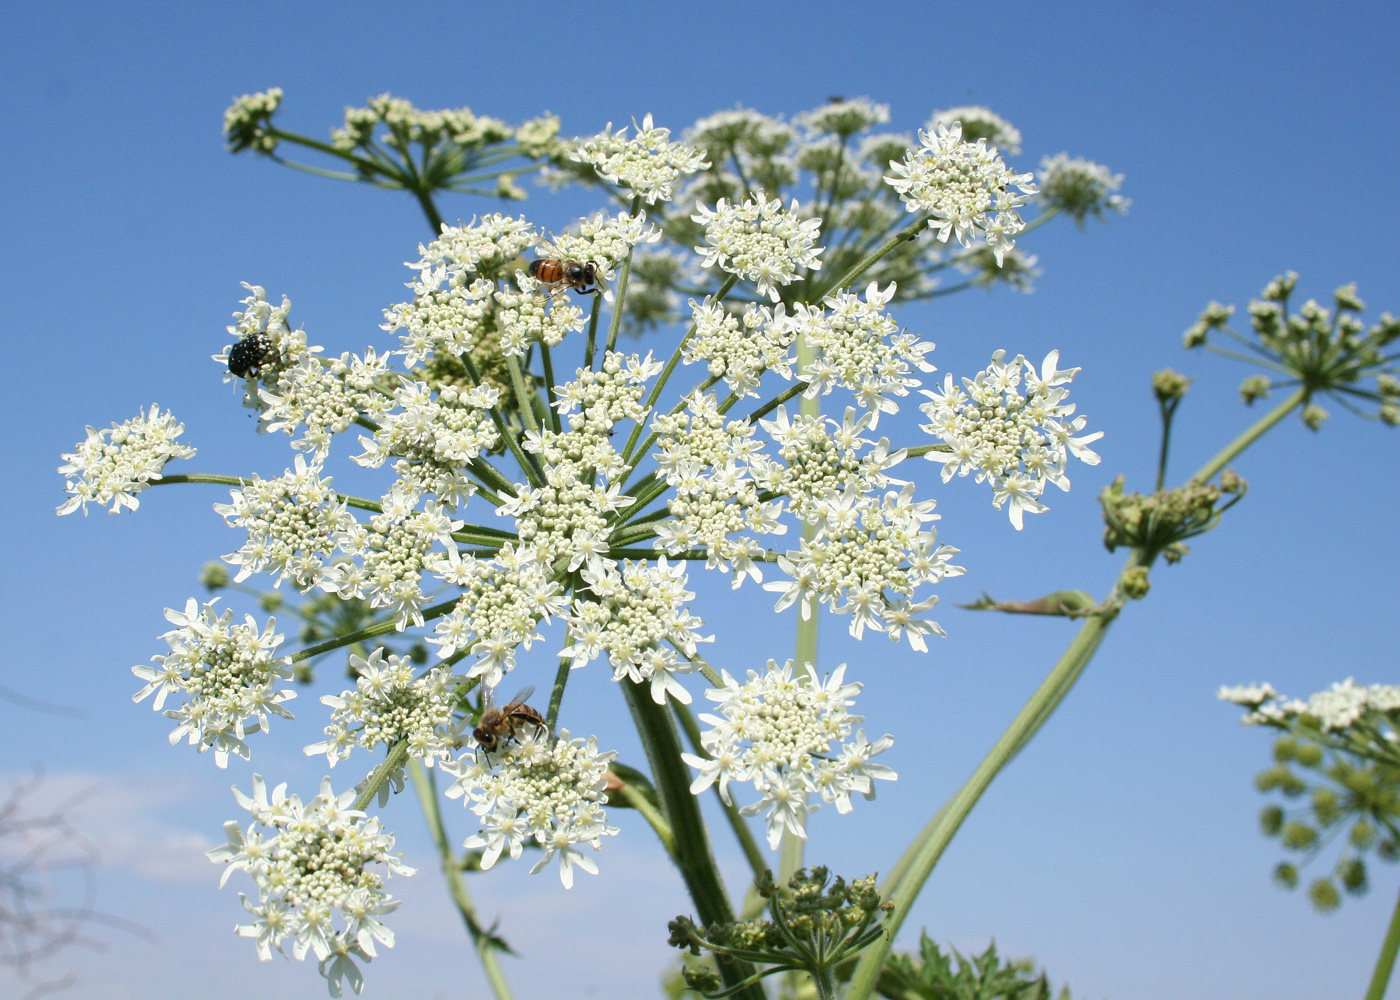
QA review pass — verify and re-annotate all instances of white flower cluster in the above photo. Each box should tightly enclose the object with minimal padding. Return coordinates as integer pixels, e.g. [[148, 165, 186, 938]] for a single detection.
[[504, 353, 660, 567], [132, 599, 294, 767], [562, 558, 710, 704], [214, 455, 358, 591], [684, 660, 895, 848], [444, 729, 617, 888], [1220, 678, 1400, 733], [885, 122, 1037, 265], [570, 113, 708, 204], [763, 479, 962, 648], [428, 545, 568, 688], [919, 350, 1102, 529], [547, 210, 663, 294], [756, 406, 906, 522], [927, 106, 1022, 155], [305, 649, 461, 771], [324, 487, 461, 629], [224, 88, 282, 153], [683, 298, 795, 398], [56, 404, 196, 515], [222, 285, 394, 455], [1038, 153, 1130, 224], [354, 381, 499, 508], [651, 391, 786, 584], [788, 281, 937, 425], [493, 284, 586, 356], [795, 97, 891, 138], [384, 277, 495, 366], [692, 193, 824, 302], [407, 214, 537, 287], [207, 775, 413, 997]]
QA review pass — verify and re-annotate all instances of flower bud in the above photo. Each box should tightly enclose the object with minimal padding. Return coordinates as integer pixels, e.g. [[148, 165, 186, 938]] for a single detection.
[[1273, 861, 1299, 889], [1239, 374, 1271, 404], [1262, 272, 1298, 302], [1302, 403, 1329, 431], [1339, 857, 1368, 894], [1119, 566, 1150, 600], [1152, 368, 1192, 402], [1259, 804, 1285, 836], [1308, 877, 1341, 911], [200, 562, 231, 590], [1334, 283, 1365, 313]]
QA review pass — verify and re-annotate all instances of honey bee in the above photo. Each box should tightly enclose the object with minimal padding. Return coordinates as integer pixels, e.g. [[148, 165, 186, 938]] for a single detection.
[[472, 684, 547, 753], [527, 238, 607, 298]]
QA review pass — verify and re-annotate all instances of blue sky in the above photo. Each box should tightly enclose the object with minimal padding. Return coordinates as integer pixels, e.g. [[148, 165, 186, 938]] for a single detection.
[[3, 2, 1399, 998]]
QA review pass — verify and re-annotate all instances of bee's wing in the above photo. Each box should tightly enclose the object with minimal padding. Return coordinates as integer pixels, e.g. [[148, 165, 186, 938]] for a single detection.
[[533, 236, 565, 259], [479, 683, 498, 712], [499, 685, 535, 712]]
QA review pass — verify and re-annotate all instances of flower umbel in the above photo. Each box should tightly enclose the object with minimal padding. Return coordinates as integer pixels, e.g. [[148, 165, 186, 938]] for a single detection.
[[207, 775, 414, 996], [683, 660, 895, 848], [132, 599, 294, 767], [57, 405, 197, 515], [444, 728, 618, 888]]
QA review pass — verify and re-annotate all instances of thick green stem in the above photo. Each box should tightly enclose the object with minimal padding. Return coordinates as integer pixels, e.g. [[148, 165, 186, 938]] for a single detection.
[[1366, 883, 1400, 1000], [602, 196, 644, 356], [505, 355, 540, 433], [408, 761, 515, 1000], [352, 740, 410, 811], [288, 597, 458, 663], [845, 610, 1115, 1000], [621, 682, 765, 1000], [811, 966, 839, 1000], [545, 642, 574, 733], [583, 293, 603, 370], [1191, 387, 1305, 482]]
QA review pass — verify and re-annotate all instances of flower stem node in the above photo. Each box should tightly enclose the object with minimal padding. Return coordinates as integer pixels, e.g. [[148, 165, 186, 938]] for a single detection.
[[1099, 474, 1245, 563], [667, 867, 892, 998], [1118, 566, 1151, 600]]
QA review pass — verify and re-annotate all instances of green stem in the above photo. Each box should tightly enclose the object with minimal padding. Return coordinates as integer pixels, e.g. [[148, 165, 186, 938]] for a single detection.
[[352, 740, 410, 811], [603, 196, 644, 356], [583, 293, 603, 370], [539, 343, 563, 433], [810, 212, 931, 300], [154, 474, 390, 515], [811, 966, 839, 1000], [288, 597, 459, 662], [845, 609, 1116, 1000], [408, 761, 515, 1000], [505, 356, 540, 433], [621, 681, 765, 1000], [545, 642, 574, 733], [1191, 387, 1305, 482], [615, 782, 675, 855], [413, 186, 445, 235], [1366, 883, 1400, 1000]]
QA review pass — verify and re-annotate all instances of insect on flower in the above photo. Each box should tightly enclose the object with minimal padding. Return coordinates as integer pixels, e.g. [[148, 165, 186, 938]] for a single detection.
[[472, 684, 546, 753], [227, 331, 272, 378], [528, 238, 608, 298]]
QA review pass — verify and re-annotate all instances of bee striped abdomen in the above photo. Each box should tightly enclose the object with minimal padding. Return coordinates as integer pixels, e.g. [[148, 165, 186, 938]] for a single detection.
[[529, 259, 566, 284]]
